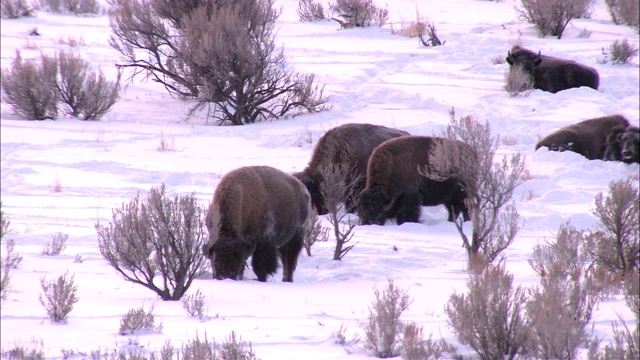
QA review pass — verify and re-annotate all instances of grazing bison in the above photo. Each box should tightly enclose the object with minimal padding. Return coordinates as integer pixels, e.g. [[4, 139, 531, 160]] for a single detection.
[[506, 45, 599, 93], [203, 166, 311, 282], [358, 136, 475, 226], [536, 115, 630, 160], [293, 123, 409, 215], [619, 126, 639, 164]]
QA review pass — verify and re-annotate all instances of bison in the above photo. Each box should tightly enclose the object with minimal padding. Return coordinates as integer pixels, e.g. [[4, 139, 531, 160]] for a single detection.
[[203, 166, 311, 282], [506, 45, 599, 93], [358, 136, 475, 226], [536, 115, 630, 160], [293, 123, 409, 215], [603, 126, 629, 162]]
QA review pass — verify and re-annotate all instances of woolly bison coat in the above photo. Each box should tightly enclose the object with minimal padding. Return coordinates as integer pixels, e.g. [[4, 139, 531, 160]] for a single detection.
[[536, 115, 630, 160], [506, 45, 599, 93], [293, 123, 409, 215], [358, 136, 475, 226], [204, 166, 311, 282]]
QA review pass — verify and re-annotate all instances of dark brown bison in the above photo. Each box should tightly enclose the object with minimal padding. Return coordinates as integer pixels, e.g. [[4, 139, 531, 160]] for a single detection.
[[203, 166, 311, 282], [293, 123, 409, 215], [536, 115, 630, 160], [619, 126, 639, 164], [506, 45, 599, 93], [358, 136, 475, 226]]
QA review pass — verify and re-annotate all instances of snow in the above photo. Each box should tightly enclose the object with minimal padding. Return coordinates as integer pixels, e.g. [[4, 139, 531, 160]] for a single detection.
[[1, 0, 638, 358]]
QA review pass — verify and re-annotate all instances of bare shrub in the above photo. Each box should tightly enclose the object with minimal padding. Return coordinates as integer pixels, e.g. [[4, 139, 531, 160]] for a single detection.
[[181, 289, 206, 319], [297, 0, 325, 21], [422, 109, 526, 269], [504, 64, 534, 97], [40, 0, 101, 14], [417, 20, 444, 47], [602, 39, 639, 65], [329, 0, 389, 28], [1, 51, 59, 120], [42, 232, 68, 256], [391, 9, 444, 47], [517, 0, 595, 39], [445, 263, 531, 360], [1, 339, 45, 360], [1, 205, 22, 301], [319, 162, 361, 260], [363, 279, 413, 358], [181, 332, 216, 359], [217, 331, 259, 360], [96, 184, 209, 301], [334, 323, 361, 353], [0, 239, 22, 301], [591, 179, 639, 278], [108, 0, 328, 125], [401, 322, 456, 360], [588, 272, 639, 360], [119, 305, 163, 335], [58, 35, 85, 47], [527, 223, 600, 359], [605, 0, 639, 32], [577, 27, 592, 38], [303, 208, 330, 257], [1, 0, 33, 18], [49, 174, 62, 192], [39, 272, 79, 323], [56, 50, 120, 120], [501, 134, 519, 146]]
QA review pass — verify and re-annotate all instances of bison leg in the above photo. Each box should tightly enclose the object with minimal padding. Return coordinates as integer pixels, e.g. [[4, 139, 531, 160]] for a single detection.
[[279, 230, 304, 282], [394, 192, 422, 225], [251, 240, 280, 282]]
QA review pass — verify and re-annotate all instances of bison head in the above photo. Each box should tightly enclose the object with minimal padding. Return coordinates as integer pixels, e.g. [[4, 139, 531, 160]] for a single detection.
[[506, 46, 542, 74], [620, 127, 639, 164], [292, 171, 327, 215], [204, 238, 253, 280], [357, 188, 388, 225]]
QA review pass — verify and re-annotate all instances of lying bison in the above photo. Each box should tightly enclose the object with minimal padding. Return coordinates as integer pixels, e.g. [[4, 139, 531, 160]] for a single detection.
[[536, 115, 630, 160], [506, 45, 599, 93], [293, 123, 409, 215], [203, 166, 311, 282], [358, 136, 475, 226]]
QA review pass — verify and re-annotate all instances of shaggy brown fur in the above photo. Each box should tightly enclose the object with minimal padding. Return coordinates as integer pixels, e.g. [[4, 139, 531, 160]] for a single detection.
[[604, 126, 628, 162], [358, 136, 475, 226], [536, 115, 630, 160], [293, 123, 409, 215], [506, 45, 599, 93], [203, 166, 311, 282], [619, 126, 639, 164]]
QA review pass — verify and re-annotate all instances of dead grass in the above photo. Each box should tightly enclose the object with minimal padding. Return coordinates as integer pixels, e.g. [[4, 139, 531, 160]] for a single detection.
[[157, 131, 175, 151], [57, 35, 85, 47], [501, 134, 519, 146], [21, 39, 38, 49], [50, 175, 62, 193]]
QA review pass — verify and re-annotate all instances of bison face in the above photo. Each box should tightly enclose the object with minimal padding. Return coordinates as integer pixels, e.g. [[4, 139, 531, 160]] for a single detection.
[[506, 48, 542, 75], [206, 238, 253, 280], [620, 128, 639, 164], [357, 188, 388, 225]]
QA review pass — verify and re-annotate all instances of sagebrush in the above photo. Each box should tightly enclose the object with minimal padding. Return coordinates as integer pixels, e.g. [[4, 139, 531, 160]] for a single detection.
[[119, 305, 163, 335], [96, 184, 208, 301], [109, 0, 328, 125], [363, 279, 413, 358], [517, 0, 595, 39], [39, 272, 79, 323], [329, 0, 388, 28], [445, 264, 530, 360]]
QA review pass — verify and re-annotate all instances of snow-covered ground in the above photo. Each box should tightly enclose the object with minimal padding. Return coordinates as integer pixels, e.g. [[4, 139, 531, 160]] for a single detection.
[[1, 0, 638, 358]]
